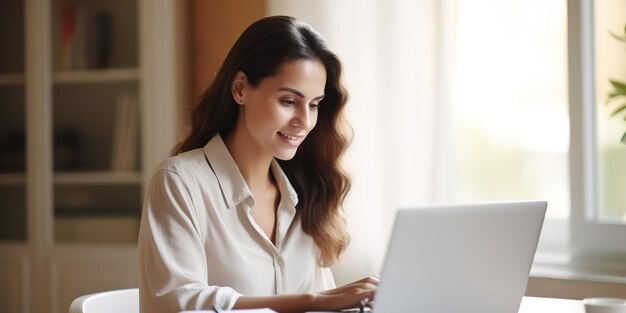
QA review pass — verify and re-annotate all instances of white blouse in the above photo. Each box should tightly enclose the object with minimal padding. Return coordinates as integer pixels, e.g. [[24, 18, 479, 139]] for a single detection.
[[138, 135, 336, 313]]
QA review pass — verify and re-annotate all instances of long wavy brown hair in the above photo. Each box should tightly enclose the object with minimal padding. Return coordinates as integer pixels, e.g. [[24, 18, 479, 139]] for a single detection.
[[173, 16, 351, 267]]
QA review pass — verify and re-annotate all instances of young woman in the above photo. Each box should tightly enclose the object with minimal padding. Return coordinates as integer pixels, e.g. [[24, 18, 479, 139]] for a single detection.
[[138, 15, 378, 313]]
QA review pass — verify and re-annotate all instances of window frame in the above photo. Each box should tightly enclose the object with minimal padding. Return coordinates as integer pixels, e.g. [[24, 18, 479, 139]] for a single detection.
[[568, 0, 626, 258]]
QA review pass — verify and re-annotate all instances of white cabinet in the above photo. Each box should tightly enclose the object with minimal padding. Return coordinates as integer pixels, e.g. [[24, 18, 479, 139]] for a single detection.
[[0, 0, 186, 312]]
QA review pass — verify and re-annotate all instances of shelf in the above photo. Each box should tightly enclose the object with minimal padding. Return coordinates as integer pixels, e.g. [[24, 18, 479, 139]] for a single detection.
[[0, 172, 141, 185], [0, 173, 26, 185], [0, 73, 25, 85], [54, 171, 141, 185], [0, 0, 183, 305], [53, 68, 139, 84]]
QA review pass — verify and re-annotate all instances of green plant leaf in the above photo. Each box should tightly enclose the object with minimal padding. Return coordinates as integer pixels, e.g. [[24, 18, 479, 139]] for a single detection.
[[609, 31, 626, 42], [610, 25, 626, 42], [610, 104, 626, 117], [621, 131, 626, 145], [609, 79, 626, 95], [607, 92, 624, 102]]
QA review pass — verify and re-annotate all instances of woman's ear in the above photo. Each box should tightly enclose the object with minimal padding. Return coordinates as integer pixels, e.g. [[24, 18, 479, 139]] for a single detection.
[[231, 71, 247, 104]]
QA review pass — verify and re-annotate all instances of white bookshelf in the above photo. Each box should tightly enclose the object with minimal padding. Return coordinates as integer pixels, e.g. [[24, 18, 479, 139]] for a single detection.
[[0, 0, 185, 312], [53, 68, 139, 84]]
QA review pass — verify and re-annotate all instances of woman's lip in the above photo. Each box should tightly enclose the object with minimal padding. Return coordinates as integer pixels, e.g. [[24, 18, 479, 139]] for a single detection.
[[278, 131, 305, 146], [278, 131, 304, 140]]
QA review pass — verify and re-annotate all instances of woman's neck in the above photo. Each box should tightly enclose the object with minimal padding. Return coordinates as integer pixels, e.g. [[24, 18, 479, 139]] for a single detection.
[[223, 130, 274, 190]]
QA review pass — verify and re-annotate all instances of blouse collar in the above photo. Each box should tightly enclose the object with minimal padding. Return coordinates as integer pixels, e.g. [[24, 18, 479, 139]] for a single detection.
[[203, 134, 299, 210]]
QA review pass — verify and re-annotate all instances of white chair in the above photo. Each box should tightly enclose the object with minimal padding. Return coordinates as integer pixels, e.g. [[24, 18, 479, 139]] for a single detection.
[[69, 288, 139, 313]]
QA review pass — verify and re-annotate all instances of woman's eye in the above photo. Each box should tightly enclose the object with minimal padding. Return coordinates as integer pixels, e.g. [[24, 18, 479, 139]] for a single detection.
[[309, 103, 320, 111], [280, 99, 296, 106]]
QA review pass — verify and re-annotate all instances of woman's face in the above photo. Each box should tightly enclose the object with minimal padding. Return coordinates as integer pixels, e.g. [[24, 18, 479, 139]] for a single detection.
[[234, 59, 327, 161]]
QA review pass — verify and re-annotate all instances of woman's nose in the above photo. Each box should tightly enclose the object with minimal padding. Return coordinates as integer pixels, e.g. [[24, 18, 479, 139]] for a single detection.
[[292, 106, 312, 130]]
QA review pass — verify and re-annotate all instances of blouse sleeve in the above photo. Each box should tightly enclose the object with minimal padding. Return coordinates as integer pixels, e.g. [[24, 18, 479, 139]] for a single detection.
[[138, 169, 241, 312], [318, 266, 337, 290]]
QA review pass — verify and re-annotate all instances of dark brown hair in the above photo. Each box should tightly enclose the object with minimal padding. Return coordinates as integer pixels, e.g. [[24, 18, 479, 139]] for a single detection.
[[173, 16, 351, 267]]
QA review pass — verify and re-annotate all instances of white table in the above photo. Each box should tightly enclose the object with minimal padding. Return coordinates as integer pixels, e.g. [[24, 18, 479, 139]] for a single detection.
[[519, 296, 584, 313], [181, 296, 585, 313]]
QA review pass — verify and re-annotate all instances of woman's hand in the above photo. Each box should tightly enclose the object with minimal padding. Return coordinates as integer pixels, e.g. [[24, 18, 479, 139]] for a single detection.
[[312, 275, 379, 311], [233, 275, 379, 313]]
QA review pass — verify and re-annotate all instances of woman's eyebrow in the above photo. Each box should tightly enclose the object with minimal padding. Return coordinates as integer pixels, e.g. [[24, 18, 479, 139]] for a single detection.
[[278, 87, 325, 100]]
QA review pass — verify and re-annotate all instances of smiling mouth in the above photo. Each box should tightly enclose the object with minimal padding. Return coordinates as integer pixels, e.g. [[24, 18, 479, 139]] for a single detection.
[[278, 132, 299, 140], [278, 131, 304, 146]]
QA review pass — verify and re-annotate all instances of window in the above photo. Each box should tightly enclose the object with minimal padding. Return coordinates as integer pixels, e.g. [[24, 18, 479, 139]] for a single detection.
[[442, 0, 626, 263], [436, 0, 574, 260], [569, 0, 626, 255], [591, 0, 626, 222], [269, 0, 626, 282], [438, 0, 570, 222]]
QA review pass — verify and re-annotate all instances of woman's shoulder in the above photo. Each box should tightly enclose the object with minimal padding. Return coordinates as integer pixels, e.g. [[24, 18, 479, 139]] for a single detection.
[[153, 147, 208, 176]]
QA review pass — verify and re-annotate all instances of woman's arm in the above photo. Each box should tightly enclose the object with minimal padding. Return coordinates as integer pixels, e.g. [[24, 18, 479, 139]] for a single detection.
[[139, 169, 242, 311], [233, 276, 379, 313]]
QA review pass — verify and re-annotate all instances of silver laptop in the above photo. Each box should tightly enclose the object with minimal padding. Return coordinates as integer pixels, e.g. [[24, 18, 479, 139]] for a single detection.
[[371, 201, 547, 313]]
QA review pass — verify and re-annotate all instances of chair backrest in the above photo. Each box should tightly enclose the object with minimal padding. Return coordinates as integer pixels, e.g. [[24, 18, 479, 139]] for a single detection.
[[69, 288, 139, 313]]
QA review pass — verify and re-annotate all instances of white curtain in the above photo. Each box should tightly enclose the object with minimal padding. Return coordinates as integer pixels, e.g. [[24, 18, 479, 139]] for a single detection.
[[267, 0, 441, 284]]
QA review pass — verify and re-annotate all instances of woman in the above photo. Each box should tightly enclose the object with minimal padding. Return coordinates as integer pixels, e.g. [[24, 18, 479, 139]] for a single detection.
[[138, 15, 378, 313]]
